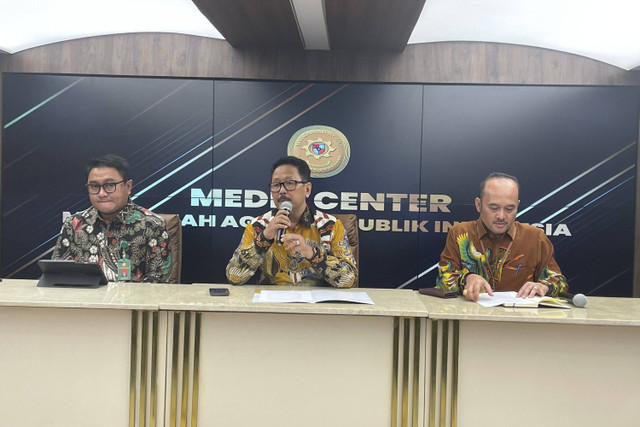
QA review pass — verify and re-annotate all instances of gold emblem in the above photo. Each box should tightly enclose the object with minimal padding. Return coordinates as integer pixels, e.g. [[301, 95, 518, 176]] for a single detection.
[[288, 126, 350, 178]]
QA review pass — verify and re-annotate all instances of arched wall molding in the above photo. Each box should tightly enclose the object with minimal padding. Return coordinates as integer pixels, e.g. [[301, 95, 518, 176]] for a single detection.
[[1, 33, 640, 85]]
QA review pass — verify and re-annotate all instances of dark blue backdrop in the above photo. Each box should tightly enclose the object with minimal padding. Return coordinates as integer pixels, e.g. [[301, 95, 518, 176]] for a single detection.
[[2, 74, 637, 296]]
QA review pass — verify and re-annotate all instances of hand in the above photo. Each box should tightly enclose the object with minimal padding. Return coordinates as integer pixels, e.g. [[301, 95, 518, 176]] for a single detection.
[[263, 209, 292, 241], [463, 274, 494, 301], [281, 234, 314, 259], [516, 281, 548, 298]]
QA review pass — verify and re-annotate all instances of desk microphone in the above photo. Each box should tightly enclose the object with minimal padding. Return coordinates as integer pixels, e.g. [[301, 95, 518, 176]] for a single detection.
[[276, 201, 292, 245], [558, 291, 587, 308]]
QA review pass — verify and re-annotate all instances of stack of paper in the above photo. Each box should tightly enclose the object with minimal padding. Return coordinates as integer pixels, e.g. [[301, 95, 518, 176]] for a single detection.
[[253, 289, 374, 304], [477, 291, 570, 309]]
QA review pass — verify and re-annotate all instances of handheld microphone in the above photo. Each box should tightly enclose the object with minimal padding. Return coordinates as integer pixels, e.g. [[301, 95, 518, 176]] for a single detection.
[[558, 291, 587, 308], [276, 201, 292, 245]]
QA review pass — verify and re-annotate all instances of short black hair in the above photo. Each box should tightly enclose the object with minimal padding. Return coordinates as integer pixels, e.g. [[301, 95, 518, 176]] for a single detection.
[[479, 172, 520, 198], [86, 154, 131, 181], [271, 156, 311, 182]]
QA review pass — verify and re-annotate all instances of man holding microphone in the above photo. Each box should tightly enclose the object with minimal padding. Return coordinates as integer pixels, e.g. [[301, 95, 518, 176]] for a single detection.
[[226, 156, 357, 287]]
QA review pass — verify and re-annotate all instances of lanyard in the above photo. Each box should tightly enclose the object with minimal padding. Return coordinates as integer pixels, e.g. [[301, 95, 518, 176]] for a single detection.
[[476, 222, 516, 289]]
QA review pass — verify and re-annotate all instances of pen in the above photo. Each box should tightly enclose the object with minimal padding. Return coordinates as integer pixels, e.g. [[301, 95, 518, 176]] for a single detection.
[[515, 264, 521, 275]]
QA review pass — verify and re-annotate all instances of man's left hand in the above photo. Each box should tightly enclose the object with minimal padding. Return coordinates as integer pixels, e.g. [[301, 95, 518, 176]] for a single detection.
[[281, 234, 314, 259], [516, 281, 548, 298]]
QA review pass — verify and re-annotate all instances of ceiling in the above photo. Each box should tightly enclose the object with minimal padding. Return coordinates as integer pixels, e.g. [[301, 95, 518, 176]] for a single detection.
[[1, 0, 640, 70]]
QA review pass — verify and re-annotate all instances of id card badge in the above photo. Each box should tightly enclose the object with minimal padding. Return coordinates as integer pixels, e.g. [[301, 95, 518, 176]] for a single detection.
[[118, 258, 132, 281], [118, 241, 131, 281]]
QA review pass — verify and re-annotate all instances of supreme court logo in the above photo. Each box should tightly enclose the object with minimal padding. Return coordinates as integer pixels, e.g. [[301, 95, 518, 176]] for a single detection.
[[287, 125, 351, 178]]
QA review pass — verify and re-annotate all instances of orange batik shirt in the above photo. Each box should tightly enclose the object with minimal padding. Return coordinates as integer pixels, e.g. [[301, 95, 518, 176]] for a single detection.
[[436, 219, 568, 296]]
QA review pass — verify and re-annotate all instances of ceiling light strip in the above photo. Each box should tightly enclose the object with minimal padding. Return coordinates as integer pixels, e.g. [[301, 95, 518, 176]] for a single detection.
[[290, 0, 330, 50]]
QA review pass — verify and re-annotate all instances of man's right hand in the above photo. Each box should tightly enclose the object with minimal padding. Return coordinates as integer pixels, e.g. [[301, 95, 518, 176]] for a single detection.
[[263, 209, 292, 241], [463, 274, 494, 301]]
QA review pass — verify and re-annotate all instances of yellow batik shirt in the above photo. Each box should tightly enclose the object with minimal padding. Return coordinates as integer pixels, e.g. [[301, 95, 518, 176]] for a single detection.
[[226, 206, 357, 287]]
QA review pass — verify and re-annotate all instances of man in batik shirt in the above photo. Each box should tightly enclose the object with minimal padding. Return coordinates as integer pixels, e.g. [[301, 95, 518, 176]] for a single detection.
[[436, 172, 569, 301], [226, 156, 357, 287], [53, 154, 171, 283]]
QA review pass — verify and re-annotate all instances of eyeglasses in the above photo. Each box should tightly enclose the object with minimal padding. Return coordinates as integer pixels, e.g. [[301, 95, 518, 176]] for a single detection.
[[86, 180, 126, 195], [269, 180, 308, 192]]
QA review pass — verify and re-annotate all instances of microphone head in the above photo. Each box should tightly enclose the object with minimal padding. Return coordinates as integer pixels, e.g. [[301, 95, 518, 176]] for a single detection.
[[280, 201, 293, 212], [573, 293, 587, 308]]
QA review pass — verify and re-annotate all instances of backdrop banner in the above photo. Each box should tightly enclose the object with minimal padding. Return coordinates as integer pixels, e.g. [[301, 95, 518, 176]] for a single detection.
[[2, 74, 637, 296]]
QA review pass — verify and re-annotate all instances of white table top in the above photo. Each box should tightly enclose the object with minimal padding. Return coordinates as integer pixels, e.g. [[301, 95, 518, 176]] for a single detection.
[[419, 292, 640, 326], [0, 279, 425, 317], [2, 279, 639, 326]]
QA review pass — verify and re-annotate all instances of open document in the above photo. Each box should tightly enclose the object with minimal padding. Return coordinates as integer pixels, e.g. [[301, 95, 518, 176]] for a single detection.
[[253, 289, 374, 304], [477, 291, 570, 308]]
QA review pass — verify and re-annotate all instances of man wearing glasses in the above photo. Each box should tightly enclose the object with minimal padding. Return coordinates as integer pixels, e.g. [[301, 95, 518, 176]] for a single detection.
[[53, 154, 171, 283], [226, 156, 357, 287]]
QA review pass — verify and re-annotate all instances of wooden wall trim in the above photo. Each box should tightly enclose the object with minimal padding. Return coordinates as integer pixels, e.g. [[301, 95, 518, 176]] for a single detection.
[[1, 33, 640, 86]]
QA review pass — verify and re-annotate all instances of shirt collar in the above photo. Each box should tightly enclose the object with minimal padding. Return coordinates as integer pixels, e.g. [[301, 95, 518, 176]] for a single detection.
[[300, 205, 315, 227], [476, 218, 517, 241], [84, 200, 135, 226], [270, 204, 315, 227]]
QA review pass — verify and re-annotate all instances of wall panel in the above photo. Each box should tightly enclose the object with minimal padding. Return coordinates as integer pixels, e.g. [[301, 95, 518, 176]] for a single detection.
[[2, 74, 636, 296]]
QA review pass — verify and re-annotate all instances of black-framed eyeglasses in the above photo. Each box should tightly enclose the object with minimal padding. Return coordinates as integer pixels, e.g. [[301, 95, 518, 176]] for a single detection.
[[269, 180, 308, 192], [86, 180, 126, 195]]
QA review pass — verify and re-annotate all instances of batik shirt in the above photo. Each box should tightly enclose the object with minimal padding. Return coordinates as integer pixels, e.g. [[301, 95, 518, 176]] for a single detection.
[[53, 201, 172, 283], [226, 206, 357, 287], [436, 219, 568, 296]]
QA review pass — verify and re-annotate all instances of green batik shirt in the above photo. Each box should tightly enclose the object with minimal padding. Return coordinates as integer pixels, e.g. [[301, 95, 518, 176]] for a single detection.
[[436, 219, 568, 296], [53, 201, 172, 283]]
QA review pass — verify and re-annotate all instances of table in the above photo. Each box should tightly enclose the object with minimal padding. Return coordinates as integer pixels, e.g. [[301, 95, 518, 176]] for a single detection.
[[0, 280, 427, 427], [1, 279, 639, 427], [420, 295, 640, 427]]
